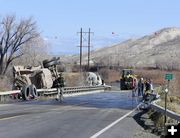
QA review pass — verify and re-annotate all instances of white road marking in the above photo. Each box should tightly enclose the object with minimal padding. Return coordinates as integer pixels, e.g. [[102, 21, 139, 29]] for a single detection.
[[0, 115, 25, 121], [63, 90, 104, 97], [0, 104, 12, 107], [90, 104, 141, 138]]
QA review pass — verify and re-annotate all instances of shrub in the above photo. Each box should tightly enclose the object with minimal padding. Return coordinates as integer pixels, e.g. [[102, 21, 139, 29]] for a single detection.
[[0, 76, 12, 91]]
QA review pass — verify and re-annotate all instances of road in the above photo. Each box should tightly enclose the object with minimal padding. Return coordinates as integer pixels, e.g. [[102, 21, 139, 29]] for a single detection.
[[0, 91, 149, 138]]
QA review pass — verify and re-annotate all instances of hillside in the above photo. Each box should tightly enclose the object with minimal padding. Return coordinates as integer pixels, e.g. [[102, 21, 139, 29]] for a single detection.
[[62, 27, 180, 68]]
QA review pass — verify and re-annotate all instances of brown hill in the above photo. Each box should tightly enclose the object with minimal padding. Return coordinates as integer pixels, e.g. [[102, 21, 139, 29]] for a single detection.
[[62, 27, 180, 69]]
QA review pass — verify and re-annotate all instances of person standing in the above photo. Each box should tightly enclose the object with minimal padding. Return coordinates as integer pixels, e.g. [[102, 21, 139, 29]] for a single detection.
[[141, 78, 144, 96], [138, 78, 144, 96], [56, 73, 65, 101], [149, 79, 154, 93], [145, 79, 150, 92], [137, 79, 141, 96], [132, 77, 138, 97]]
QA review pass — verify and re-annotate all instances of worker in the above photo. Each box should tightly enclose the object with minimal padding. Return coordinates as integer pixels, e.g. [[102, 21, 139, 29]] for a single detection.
[[145, 79, 154, 92], [56, 73, 65, 101], [149, 79, 154, 93], [145, 79, 150, 92], [143, 79, 154, 100], [132, 77, 138, 97], [138, 78, 144, 96], [137, 78, 141, 96]]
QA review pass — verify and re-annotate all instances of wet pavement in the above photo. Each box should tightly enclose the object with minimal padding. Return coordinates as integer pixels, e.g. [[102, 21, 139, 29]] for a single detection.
[[62, 91, 140, 109]]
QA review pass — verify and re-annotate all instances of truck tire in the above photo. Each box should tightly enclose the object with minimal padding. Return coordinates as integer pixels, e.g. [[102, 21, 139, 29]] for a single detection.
[[29, 84, 38, 99], [43, 60, 60, 68], [21, 85, 30, 100], [43, 59, 51, 65], [43, 57, 60, 67]]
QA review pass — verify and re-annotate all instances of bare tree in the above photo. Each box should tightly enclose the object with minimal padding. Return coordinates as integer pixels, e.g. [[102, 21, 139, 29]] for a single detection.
[[15, 36, 50, 66], [0, 15, 39, 75]]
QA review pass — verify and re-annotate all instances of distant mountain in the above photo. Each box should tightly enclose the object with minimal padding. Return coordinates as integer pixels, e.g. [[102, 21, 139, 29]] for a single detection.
[[62, 27, 180, 69]]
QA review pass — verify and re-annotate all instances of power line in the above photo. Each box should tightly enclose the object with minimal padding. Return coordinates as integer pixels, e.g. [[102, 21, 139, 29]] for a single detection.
[[77, 28, 93, 72]]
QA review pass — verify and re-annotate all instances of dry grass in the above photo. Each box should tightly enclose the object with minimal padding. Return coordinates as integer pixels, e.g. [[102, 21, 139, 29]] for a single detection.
[[63, 72, 86, 87], [155, 81, 180, 114], [99, 68, 120, 83], [0, 76, 11, 92], [134, 69, 165, 84], [157, 98, 180, 114]]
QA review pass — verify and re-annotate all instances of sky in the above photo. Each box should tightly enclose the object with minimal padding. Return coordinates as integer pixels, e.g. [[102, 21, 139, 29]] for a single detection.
[[1, 0, 180, 54]]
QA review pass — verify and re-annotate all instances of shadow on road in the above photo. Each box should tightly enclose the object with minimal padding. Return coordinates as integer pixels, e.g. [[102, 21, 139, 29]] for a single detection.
[[133, 110, 153, 130]]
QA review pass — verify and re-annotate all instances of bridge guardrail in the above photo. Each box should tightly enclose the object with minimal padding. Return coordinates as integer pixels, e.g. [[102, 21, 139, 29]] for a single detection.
[[0, 85, 111, 101], [150, 100, 180, 121], [43, 86, 106, 95]]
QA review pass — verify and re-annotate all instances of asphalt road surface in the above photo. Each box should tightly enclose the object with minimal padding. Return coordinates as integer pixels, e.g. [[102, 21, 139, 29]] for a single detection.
[[0, 91, 148, 138]]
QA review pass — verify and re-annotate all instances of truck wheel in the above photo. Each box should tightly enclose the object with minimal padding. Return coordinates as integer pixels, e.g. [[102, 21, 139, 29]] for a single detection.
[[43, 57, 56, 64], [43, 59, 51, 65], [43, 57, 59, 67], [21, 85, 30, 100], [30, 84, 38, 99], [43, 60, 60, 68]]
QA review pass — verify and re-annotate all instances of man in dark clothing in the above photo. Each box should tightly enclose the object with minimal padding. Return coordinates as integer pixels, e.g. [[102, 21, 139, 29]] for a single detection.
[[143, 79, 153, 100], [56, 73, 65, 101], [145, 80, 151, 92], [138, 78, 144, 96]]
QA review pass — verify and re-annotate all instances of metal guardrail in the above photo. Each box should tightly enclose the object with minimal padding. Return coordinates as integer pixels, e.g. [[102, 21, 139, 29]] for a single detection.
[[151, 100, 180, 121], [0, 90, 21, 96], [0, 85, 111, 101], [43, 86, 108, 95]]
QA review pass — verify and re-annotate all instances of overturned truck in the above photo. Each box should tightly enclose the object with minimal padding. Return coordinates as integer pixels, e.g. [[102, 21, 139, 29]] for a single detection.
[[13, 57, 62, 100]]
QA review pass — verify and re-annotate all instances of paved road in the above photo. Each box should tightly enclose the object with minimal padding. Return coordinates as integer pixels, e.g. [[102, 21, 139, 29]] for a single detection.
[[0, 91, 145, 138]]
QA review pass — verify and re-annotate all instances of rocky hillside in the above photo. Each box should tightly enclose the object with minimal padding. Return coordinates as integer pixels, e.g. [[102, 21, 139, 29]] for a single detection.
[[62, 27, 180, 69]]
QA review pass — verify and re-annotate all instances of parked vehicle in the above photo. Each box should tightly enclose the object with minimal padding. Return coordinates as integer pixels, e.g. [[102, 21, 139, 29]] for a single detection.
[[120, 69, 137, 90]]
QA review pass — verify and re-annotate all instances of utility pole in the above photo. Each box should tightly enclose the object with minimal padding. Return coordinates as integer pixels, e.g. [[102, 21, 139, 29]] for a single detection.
[[79, 28, 83, 72], [87, 28, 91, 70], [77, 28, 93, 72]]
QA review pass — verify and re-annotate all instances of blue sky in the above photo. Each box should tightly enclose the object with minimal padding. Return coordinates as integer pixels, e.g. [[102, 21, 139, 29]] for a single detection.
[[1, 0, 180, 54]]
